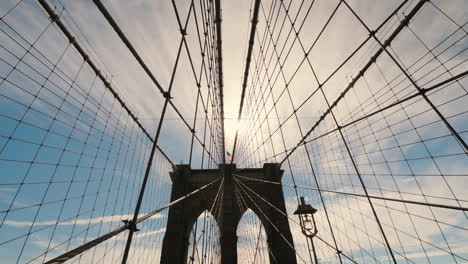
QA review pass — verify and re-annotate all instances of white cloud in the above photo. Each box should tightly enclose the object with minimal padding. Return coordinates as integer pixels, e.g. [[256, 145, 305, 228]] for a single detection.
[[0, 0, 466, 263], [3, 213, 164, 227]]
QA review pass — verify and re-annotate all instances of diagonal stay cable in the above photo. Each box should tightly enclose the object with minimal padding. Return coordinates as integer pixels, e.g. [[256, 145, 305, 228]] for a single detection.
[[244, 37, 468, 167], [120, 4, 196, 261], [252, 224, 265, 264], [234, 174, 468, 212], [43, 177, 221, 264], [35, 0, 174, 166], [343, 0, 468, 153], [214, 0, 226, 162], [279, 0, 426, 165], [90, 0, 163, 94], [172, 0, 225, 164], [236, 0, 401, 165], [246, 70, 468, 166], [232, 176, 279, 264], [233, 178, 308, 264], [91, 0, 221, 165], [231, 0, 261, 162], [190, 177, 224, 263], [206, 174, 224, 264], [234, 175, 359, 264], [250, 3, 346, 260], [297, 3, 429, 262]]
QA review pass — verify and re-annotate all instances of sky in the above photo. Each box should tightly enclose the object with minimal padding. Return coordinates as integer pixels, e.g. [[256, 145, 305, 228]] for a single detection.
[[0, 0, 467, 263]]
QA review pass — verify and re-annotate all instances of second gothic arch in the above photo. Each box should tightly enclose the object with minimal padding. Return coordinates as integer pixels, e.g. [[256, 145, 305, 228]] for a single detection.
[[160, 164, 297, 264]]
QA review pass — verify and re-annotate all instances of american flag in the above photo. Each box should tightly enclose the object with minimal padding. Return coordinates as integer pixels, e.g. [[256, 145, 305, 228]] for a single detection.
[[226, 152, 232, 162]]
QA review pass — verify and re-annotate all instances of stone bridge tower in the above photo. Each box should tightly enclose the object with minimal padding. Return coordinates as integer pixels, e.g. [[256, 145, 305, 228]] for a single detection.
[[160, 163, 297, 264]]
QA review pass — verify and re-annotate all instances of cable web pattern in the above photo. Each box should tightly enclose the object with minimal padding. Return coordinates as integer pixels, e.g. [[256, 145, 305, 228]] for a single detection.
[[232, 0, 468, 263], [0, 0, 225, 262], [0, 0, 467, 263]]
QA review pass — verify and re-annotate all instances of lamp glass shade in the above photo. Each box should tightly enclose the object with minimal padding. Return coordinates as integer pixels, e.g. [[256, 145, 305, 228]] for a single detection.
[[301, 214, 314, 236], [304, 215, 313, 229], [294, 196, 318, 238]]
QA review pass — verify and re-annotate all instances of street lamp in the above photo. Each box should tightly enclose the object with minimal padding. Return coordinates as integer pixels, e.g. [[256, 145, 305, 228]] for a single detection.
[[294, 196, 318, 238], [294, 196, 319, 263]]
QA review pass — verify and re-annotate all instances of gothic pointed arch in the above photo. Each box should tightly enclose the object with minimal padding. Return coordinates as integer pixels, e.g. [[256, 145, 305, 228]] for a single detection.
[[237, 209, 270, 263], [161, 163, 297, 264], [187, 210, 221, 264]]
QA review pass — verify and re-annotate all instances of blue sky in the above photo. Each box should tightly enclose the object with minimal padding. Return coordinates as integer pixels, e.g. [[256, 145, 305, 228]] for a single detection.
[[0, 0, 467, 263]]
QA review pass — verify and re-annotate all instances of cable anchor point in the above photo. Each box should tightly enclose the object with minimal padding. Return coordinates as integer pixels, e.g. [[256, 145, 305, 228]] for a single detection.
[[122, 219, 140, 232]]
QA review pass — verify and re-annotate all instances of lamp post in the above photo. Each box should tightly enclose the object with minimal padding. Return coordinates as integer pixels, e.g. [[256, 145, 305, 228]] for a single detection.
[[294, 196, 319, 264]]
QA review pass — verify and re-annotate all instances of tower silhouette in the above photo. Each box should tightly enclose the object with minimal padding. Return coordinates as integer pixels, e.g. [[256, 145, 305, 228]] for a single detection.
[[161, 164, 297, 264]]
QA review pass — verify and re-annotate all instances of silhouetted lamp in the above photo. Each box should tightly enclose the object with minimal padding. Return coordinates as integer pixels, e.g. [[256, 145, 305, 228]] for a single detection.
[[294, 196, 318, 238]]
